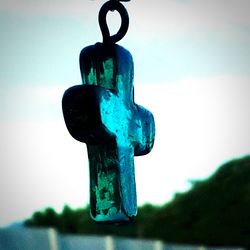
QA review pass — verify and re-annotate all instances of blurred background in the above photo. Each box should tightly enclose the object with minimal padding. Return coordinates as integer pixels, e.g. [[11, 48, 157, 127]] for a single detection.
[[0, 0, 250, 248]]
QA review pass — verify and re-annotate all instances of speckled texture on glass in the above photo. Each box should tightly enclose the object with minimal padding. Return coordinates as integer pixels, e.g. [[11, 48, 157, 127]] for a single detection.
[[62, 43, 155, 223]]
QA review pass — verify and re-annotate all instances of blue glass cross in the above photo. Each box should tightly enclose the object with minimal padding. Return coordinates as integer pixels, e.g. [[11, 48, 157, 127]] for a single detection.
[[62, 0, 155, 223], [62, 43, 155, 223]]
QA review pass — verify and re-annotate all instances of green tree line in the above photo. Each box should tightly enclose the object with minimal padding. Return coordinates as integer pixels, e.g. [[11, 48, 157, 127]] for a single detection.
[[25, 155, 250, 248]]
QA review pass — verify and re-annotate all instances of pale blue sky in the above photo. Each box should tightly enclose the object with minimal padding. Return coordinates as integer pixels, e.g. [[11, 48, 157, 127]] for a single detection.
[[0, 0, 250, 225]]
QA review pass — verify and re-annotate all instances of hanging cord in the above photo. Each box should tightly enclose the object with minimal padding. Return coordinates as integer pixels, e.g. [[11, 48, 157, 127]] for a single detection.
[[98, 0, 130, 44]]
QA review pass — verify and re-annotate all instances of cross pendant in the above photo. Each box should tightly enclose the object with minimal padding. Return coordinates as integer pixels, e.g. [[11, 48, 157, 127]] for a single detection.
[[62, 1, 155, 224]]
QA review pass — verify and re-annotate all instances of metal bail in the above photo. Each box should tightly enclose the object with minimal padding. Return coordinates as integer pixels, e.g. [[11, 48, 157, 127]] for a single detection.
[[98, 0, 129, 44]]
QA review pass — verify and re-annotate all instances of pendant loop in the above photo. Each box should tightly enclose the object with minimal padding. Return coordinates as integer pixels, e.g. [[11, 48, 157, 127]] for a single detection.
[[98, 0, 129, 44]]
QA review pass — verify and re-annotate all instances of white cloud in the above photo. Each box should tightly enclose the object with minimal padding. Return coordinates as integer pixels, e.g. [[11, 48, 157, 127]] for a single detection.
[[0, 121, 89, 225], [0, 85, 68, 121], [0, 0, 101, 17], [2, 0, 249, 32], [1, 0, 249, 88], [134, 75, 250, 204], [128, 0, 250, 39]]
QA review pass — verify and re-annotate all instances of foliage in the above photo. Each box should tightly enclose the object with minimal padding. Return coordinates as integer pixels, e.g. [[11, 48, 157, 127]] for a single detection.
[[25, 155, 250, 247], [25, 203, 160, 238], [142, 155, 250, 247]]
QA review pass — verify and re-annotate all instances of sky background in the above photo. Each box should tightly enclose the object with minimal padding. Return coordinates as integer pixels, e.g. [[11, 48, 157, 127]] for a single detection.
[[0, 0, 250, 226]]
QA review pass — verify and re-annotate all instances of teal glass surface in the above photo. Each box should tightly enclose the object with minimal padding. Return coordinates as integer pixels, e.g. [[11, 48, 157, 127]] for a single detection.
[[62, 43, 155, 223]]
